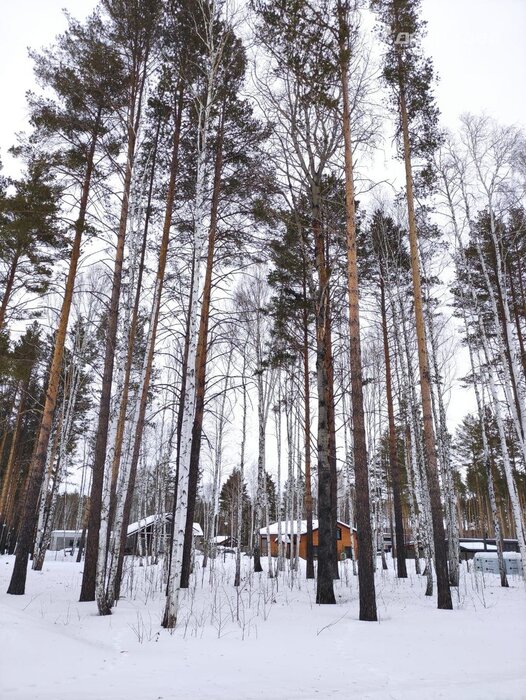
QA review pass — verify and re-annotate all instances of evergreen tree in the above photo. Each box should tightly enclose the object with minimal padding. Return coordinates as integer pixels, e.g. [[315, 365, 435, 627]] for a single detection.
[[0, 159, 63, 329], [254, 0, 342, 604], [219, 468, 251, 546], [372, 0, 452, 609], [7, 9, 127, 596]]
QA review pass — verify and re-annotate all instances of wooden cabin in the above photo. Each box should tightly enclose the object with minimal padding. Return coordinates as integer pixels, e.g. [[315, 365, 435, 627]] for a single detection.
[[457, 538, 519, 561], [259, 520, 357, 560], [126, 514, 203, 555]]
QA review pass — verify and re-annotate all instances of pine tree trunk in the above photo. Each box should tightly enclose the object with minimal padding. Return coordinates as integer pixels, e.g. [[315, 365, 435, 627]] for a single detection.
[[7, 113, 100, 595], [34, 335, 83, 571], [325, 316, 339, 579], [337, 3, 377, 618], [398, 83, 452, 610]]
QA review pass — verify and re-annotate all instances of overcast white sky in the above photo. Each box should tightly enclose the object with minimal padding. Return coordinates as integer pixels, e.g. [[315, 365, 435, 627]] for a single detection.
[[0, 0, 524, 432], [0, 0, 524, 169]]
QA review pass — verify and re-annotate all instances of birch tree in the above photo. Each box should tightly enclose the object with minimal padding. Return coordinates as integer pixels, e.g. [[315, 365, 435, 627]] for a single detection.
[[163, 0, 232, 628]]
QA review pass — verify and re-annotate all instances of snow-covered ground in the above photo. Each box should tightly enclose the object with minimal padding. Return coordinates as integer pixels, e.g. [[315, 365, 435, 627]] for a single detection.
[[1, 553, 525, 700]]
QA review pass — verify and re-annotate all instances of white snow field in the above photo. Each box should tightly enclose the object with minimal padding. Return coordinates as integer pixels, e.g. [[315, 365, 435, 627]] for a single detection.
[[1, 553, 525, 700]]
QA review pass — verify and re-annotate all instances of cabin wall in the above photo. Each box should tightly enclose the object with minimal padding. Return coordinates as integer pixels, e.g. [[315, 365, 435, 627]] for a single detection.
[[261, 526, 358, 560]]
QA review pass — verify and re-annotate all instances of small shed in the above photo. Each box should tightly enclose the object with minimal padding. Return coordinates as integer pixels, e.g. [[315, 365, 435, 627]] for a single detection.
[[211, 535, 238, 548], [259, 520, 357, 560], [49, 530, 83, 551], [459, 540, 497, 561]]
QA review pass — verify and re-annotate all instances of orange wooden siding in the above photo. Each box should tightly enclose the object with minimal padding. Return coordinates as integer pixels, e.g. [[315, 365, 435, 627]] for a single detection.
[[261, 523, 358, 560]]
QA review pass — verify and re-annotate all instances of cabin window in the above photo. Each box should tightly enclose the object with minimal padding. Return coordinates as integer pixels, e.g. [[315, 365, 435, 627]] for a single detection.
[[336, 528, 342, 540]]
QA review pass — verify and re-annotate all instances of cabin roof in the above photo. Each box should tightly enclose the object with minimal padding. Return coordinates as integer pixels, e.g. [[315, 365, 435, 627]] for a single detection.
[[259, 519, 355, 536], [127, 513, 203, 537], [459, 541, 497, 552]]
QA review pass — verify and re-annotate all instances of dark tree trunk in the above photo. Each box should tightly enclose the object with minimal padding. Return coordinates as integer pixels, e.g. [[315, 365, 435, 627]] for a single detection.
[[0, 250, 20, 330], [312, 178, 335, 605], [80, 76, 146, 602], [509, 267, 526, 380], [180, 105, 224, 589], [325, 310, 339, 579], [0, 384, 27, 537], [315, 336, 336, 604], [398, 76, 452, 611]]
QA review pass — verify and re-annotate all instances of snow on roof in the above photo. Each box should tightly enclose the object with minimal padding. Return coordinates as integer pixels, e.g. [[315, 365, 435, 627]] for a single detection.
[[192, 522, 204, 537], [127, 514, 159, 535], [473, 551, 521, 559], [259, 520, 354, 536], [127, 513, 203, 537], [50, 530, 82, 538], [459, 542, 497, 551], [212, 535, 229, 544]]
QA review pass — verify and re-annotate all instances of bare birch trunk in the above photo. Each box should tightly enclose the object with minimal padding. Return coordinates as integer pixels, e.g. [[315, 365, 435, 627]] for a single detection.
[[439, 169, 509, 586], [275, 380, 285, 573], [162, 24, 222, 622], [379, 275, 407, 578], [234, 357, 248, 588], [453, 235, 526, 583], [33, 338, 83, 570]]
